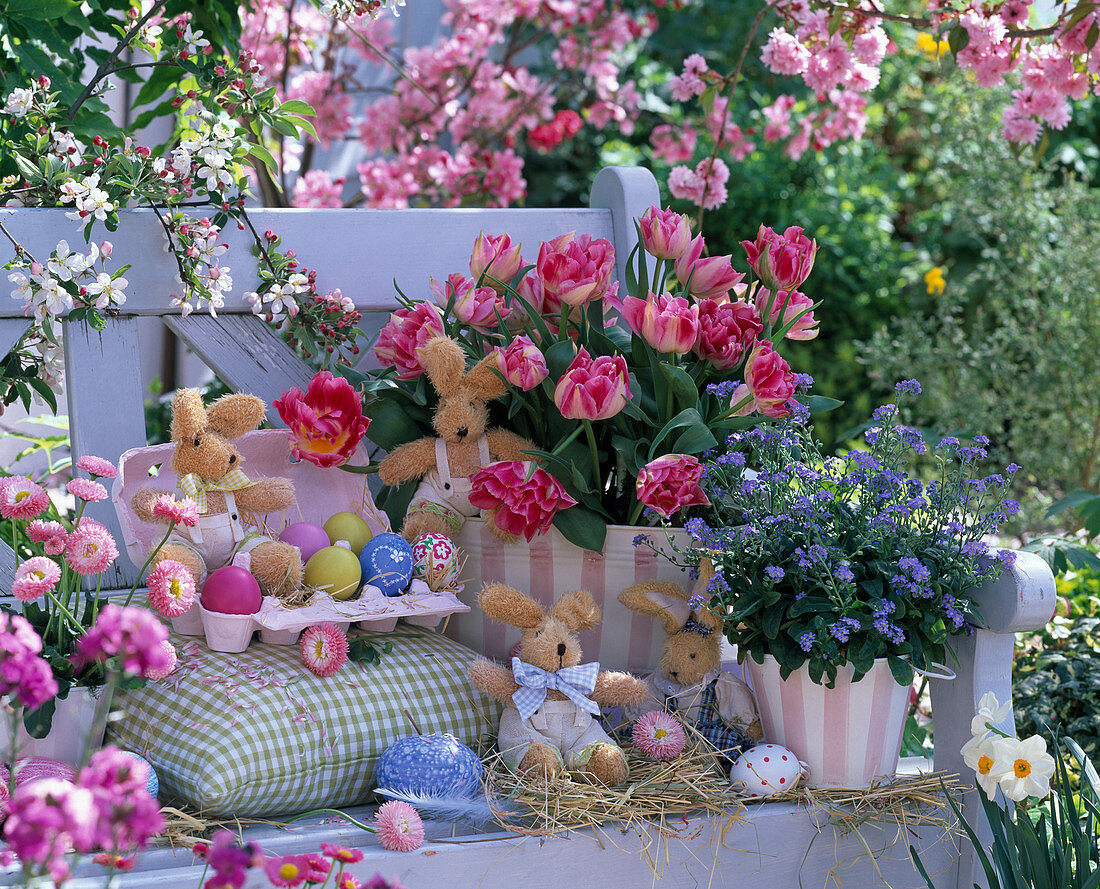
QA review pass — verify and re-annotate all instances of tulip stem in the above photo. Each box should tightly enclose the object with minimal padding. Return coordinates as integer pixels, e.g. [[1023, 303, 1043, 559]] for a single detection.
[[582, 420, 601, 485], [550, 424, 586, 456]]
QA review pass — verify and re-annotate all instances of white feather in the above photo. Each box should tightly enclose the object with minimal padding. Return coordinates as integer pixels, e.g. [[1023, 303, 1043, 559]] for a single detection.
[[375, 786, 518, 826]]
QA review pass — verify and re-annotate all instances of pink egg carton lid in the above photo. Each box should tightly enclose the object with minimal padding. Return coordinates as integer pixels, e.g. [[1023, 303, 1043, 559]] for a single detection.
[[111, 429, 388, 569], [255, 581, 469, 633]]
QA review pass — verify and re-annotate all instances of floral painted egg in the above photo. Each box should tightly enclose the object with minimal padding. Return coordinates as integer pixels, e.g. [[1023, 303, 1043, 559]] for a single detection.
[[121, 751, 160, 798], [360, 533, 414, 597], [729, 744, 807, 797], [411, 533, 460, 590], [375, 733, 483, 799]]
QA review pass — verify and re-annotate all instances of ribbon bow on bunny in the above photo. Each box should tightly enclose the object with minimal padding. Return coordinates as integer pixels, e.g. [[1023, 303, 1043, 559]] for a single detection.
[[177, 469, 253, 513], [511, 657, 601, 721]]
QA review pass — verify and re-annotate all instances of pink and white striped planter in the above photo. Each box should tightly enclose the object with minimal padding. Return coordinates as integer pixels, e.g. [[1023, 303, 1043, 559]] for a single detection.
[[745, 654, 911, 788], [447, 520, 691, 672]]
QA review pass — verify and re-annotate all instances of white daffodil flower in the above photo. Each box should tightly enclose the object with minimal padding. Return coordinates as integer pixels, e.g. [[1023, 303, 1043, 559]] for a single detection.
[[991, 735, 1056, 802]]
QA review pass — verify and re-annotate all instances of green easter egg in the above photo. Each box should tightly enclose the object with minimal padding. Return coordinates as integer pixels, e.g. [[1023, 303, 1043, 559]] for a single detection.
[[323, 512, 373, 555], [304, 545, 363, 600]]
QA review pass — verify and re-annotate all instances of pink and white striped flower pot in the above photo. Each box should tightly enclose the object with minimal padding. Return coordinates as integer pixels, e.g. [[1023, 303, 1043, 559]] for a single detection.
[[745, 654, 911, 788], [447, 519, 690, 672]]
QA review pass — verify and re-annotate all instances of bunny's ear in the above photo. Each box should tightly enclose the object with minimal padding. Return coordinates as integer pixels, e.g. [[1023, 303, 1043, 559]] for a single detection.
[[463, 353, 509, 402], [549, 590, 601, 632], [170, 389, 208, 442], [419, 337, 468, 397], [618, 581, 692, 637], [478, 582, 545, 629], [206, 394, 266, 438]]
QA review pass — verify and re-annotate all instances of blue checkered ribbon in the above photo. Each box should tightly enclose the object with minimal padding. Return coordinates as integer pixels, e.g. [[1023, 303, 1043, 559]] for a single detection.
[[511, 657, 600, 722]]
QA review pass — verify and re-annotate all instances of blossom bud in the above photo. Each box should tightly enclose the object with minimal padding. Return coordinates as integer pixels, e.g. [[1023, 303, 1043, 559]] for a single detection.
[[29, 262, 44, 275], [100, 241, 113, 258]]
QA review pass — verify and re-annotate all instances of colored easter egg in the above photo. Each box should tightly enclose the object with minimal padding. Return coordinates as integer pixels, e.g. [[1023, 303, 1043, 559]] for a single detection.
[[375, 733, 483, 799], [411, 533, 460, 589], [360, 533, 414, 597], [200, 566, 263, 615], [729, 744, 807, 798], [120, 751, 160, 798], [323, 512, 373, 555], [14, 757, 76, 787], [305, 545, 363, 600], [278, 522, 330, 563]]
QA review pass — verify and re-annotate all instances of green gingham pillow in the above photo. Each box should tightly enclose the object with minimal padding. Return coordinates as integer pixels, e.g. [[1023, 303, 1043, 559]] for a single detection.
[[107, 626, 500, 818]]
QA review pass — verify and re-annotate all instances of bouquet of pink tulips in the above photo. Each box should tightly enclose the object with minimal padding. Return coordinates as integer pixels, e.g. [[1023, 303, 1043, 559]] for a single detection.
[[355, 209, 833, 551]]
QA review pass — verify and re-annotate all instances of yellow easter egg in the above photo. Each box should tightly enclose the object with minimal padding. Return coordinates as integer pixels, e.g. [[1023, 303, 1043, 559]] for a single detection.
[[323, 512, 373, 555], [304, 545, 363, 600]]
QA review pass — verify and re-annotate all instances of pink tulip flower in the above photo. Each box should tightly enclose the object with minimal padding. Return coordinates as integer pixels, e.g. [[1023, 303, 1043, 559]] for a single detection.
[[553, 348, 632, 421], [274, 370, 370, 468], [636, 454, 710, 518], [469, 461, 578, 542], [741, 225, 818, 292], [493, 335, 549, 391], [729, 340, 799, 418], [693, 299, 762, 370], [429, 272, 509, 330], [373, 302, 445, 380], [621, 292, 700, 355], [532, 232, 617, 312], [638, 206, 693, 260], [673, 234, 745, 300], [469, 232, 524, 290], [755, 287, 819, 340]]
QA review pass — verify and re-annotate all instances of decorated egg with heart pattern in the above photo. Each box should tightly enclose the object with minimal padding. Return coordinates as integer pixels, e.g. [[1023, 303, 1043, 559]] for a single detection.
[[729, 744, 807, 797]]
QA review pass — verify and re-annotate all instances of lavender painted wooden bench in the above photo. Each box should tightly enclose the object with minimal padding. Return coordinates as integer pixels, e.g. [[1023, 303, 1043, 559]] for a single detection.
[[0, 167, 1056, 889]]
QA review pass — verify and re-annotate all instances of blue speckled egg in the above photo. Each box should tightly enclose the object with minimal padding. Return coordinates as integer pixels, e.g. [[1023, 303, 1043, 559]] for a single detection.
[[375, 733, 483, 798], [120, 751, 159, 798], [359, 533, 414, 597]]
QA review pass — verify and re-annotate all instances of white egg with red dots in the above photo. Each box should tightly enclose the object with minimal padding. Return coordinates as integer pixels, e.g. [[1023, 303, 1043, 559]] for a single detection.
[[729, 744, 808, 797]]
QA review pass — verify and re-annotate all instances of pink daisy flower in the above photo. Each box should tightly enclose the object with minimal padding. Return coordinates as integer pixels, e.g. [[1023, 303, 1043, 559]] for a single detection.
[[27, 520, 68, 556], [336, 876, 363, 889], [74, 604, 171, 678], [146, 560, 197, 618], [303, 853, 331, 881], [92, 853, 134, 871], [12, 557, 61, 602], [64, 518, 119, 576], [320, 842, 364, 864], [300, 624, 349, 678], [265, 854, 310, 887], [0, 477, 49, 520], [75, 455, 117, 479], [632, 711, 686, 761], [144, 641, 178, 682], [67, 478, 108, 502], [152, 494, 199, 527], [374, 800, 425, 852]]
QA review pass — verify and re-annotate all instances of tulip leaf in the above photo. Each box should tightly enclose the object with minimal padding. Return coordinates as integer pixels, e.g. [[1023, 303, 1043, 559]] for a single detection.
[[544, 339, 577, 379], [22, 696, 57, 739], [375, 480, 417, 532], [658, 363, 699, 413], [363, 399, 429, 451], [649, 407, 705, 457], [553, 505, 608, 552], [673, 422, 717, 455], [804, 395, 844, 415]]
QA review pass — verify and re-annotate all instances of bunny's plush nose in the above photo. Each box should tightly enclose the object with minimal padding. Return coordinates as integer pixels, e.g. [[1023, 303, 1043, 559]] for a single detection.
[[557, 643, 566, 657], [456, 426, 468, 438]]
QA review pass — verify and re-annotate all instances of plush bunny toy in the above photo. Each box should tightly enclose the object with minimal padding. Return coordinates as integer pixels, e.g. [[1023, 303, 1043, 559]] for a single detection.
[[468, 583, 649, 785], [377, 336, 538, 543], [131, 389, 303, 599], [618, 559, 762, 765]]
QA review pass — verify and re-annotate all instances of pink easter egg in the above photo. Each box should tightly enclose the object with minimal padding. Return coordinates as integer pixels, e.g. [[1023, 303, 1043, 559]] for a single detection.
[[14, 757, 77, 787], [278, 522, 330, 563], [200, 566, 263, 615]]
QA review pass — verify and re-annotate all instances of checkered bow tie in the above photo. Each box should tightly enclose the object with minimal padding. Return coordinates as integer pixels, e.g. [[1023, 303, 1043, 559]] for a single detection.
[[177, 469, 253, 513], [511, 657, 601, 722]]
